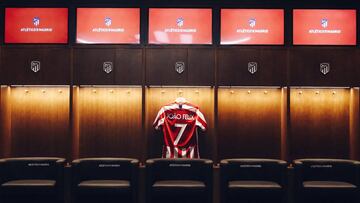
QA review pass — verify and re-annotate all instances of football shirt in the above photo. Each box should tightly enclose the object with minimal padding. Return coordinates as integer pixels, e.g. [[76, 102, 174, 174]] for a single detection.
[[153, 100, 207, 158]]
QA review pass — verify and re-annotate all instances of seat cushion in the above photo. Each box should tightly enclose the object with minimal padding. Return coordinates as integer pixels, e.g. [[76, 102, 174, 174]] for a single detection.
[[152, 180, 206, 195], [77, 180, 131, 195], [1, 179, 56, 195], [303, 181, 357, 190], [228, 181, 282, 191]]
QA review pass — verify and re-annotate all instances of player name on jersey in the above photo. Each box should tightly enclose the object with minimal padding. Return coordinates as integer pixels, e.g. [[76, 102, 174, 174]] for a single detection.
[[153, 100, 207, 159], [167, 113, 195, 120]]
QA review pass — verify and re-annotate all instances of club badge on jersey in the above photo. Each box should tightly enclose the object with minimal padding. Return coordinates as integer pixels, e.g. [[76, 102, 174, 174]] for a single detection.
[[153, 97, 207, 159]]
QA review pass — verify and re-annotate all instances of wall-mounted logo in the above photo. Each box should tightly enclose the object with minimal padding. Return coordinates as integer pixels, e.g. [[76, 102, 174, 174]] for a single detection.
[[33, 17, 40, 27], [103, 62, 113, 74], [249, 18, 256, 28], [30, 61, 41, 73], [248, 62, 258, 74], [176, 17, 184, 27], [320, 63, 330, 75], [175, 61, 185, 74], [104, 17, 112, 27], [321, 18, 328, 28]]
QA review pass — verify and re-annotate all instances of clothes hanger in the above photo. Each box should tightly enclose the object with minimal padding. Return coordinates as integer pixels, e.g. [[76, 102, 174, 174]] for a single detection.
[[175, 97, 187, 104]]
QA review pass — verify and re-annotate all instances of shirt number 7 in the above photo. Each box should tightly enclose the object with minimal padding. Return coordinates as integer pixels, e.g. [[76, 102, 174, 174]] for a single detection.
[[174, 123, 187, 145]]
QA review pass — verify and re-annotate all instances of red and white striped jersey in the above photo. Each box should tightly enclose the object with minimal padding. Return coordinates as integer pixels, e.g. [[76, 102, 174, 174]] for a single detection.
[[153, 101, 207, 159]]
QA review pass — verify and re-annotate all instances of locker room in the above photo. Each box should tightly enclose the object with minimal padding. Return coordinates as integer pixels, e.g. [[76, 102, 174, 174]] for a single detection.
[[0, 0, 360, 203]]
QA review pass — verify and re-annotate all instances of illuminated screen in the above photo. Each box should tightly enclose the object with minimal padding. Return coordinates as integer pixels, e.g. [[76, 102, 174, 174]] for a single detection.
[[221, 9, 284, 45], [76, 8, 140, 44], [5, 8, 68, 44], [293, 9, 356, 45], [148, 8, 212, 44]]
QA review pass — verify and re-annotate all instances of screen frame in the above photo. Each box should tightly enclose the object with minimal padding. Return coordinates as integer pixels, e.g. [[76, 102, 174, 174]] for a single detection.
[[75, 7, 141, 45], [147, 7, 214, 46], [219, 8, 285, 46], [292, 8, 357, 46], [4, 7, 70, 45]]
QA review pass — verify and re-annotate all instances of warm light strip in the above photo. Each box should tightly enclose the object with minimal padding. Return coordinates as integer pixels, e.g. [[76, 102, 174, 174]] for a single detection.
[[9, 85, 69, 87], [218, 86, 281, 89], [290, 86, 350, 89], [79, 85, 142, 88], [147, 85, 213, 88]]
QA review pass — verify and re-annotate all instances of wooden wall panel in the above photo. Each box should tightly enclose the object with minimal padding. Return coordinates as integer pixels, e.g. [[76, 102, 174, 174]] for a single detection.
[[74, 48, 143, 85], [146, 48, 215, 85], [9, 87, 70, 158], [350, 88, 359, 160], [145, 87, 215, 160], [289, 48, 356, 86], [290, 88, 350, 159], [146, 48, 187, 85], [115, 48, 143, 85], [72, 87, 80, 160], [218, 88, 282, 159], [188, 48, 215, 85], [76, 87, 143, 159], [1, 47, 70, 85], [218, 47, 286, 86], [0, 86, 11, 158], [2, 48, 42, 84], [74, 48, 116, 85]]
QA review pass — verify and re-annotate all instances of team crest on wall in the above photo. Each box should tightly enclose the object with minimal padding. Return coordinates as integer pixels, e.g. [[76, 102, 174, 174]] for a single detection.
[[248, 62, 258, 74], [320, 63, 330, 75], [30, 61, 41, 73], [103, 62, 113, 74], [175, 61, 185, 74]]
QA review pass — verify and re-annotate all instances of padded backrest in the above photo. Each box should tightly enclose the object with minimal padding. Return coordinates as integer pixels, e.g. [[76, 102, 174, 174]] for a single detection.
[[294, 159, 360, 184], [0, 157, 65, 182], [146, 158, 213, 182], [72, 158, 139, 181], [220, 159, 287, 184]]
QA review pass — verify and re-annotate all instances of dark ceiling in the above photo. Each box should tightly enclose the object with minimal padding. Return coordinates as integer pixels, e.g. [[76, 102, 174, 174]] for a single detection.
[[1, 0, 359, 8]]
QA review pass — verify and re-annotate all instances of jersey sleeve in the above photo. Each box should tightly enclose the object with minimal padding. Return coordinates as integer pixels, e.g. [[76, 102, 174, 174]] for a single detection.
[[195, 108, 207, 131], [153, 107, 165, 130]]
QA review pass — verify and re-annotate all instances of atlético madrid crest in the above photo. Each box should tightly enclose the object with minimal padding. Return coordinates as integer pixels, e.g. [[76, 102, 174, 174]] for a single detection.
[[321, 18, 328, 28], [33, 17, 40, 27], [177, 17, 184, 27], [175, 61, 185, 74], [105, 17, 112, 27], [103, 62, 113, 74], [249, 18, 256, 28], [248, 62, 258, 74], [30, 61, 41, 73], [320, 63, 330, 75]]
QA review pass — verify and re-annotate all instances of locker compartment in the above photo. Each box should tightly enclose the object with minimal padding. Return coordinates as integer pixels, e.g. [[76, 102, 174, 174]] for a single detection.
[[289, 88, 350, 159], [217, 87, 286, 159], [145, 87, 215, 160], [72, 86, 143, 160], [0, 86, 70, 158]]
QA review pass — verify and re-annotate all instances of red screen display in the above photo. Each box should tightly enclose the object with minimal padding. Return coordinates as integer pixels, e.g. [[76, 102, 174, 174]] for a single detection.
[[5, 8, 68, 44], [293, 9, 356, 45], [76, 8, 140, 44], [221, 9, 284, 45], [148, 8, 212, 44]]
